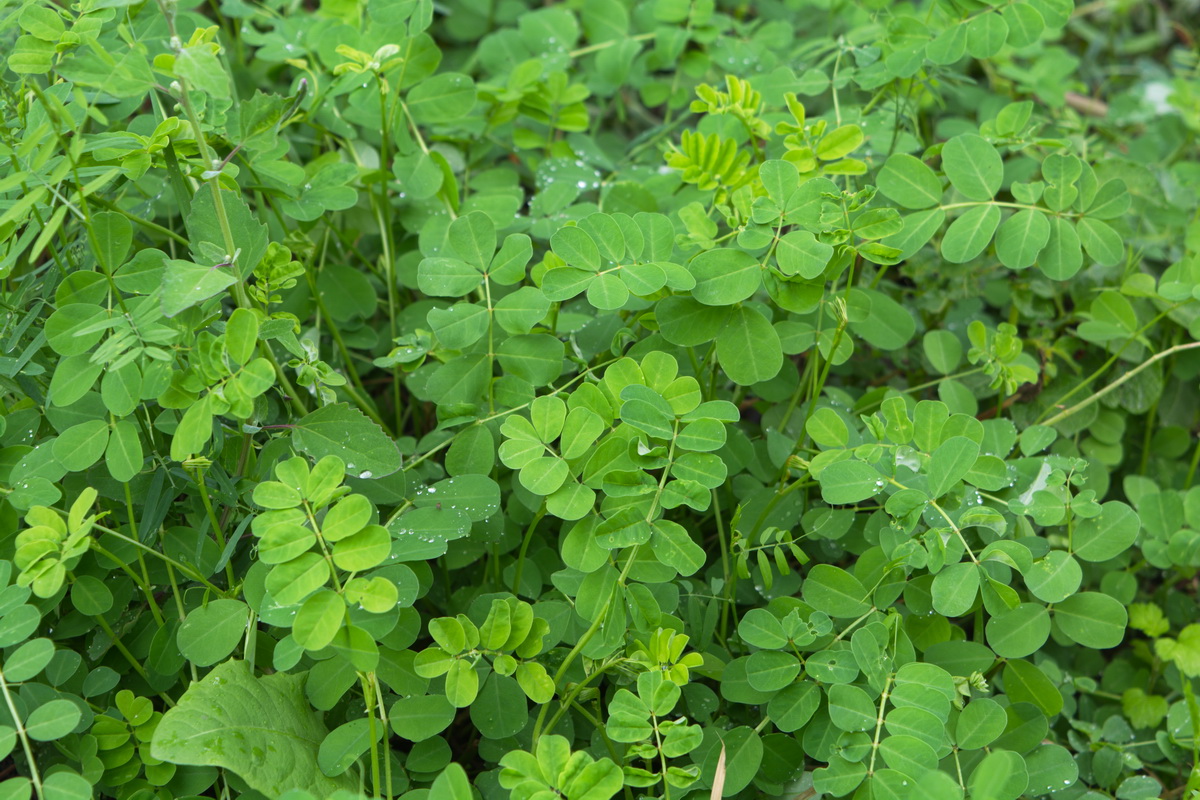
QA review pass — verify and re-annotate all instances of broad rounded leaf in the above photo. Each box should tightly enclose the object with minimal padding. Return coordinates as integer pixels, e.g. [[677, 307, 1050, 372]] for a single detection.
[[151, 661, 357, 796]]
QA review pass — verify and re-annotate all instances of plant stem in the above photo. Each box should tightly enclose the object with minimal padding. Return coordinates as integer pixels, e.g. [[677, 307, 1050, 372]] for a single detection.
[[1043, 342, 1200, 427], [511, 503, 546, 597], [190, 466, 238, 588], [0, 666, 44, 800]]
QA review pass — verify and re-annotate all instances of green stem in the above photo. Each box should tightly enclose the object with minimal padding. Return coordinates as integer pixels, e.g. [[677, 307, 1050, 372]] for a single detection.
[[1035, 302, 1189, 424], [372, 675, 394, 799], [511, 504, 547, 597], [866, 675, 894, 777], [532, 552, 638, 744], [570, 700, 634, 800], [569, 32, 655, 57], [539, 659, 627, 740], [1043, 342, 1200, 427], [124, 482, 165, 626], [0, 666, 44, 800], [92, 618, 156, 690], [93, 523, 226, 596], [89, 195, 189, 245], [190, 466, 238, 588], [1184, 435, 1200, 489], [361, 673, 382, 798]]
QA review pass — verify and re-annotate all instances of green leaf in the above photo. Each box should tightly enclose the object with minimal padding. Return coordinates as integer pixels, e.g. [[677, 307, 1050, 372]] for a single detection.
[[430, 763, 473, 800], [19, 5, 65, 40], [266, 552, 331, 606], [968, 750, 1028, 800], [1024, 550, 1081, 604], [738, 608, 788, 649], [806, 407, 849, 448], [318, 718, 381, 777], [652, 519, 705, 576], [0, 605, 40, 647], [985, 602, 1050, 658], [4, 638, 54, 682], [45, 305, 107, 357], [41, 771, 93, 800], [587, 273, 628, 310], [1003, 658, 1063, 716], [318, 263, 377, 322], [161, 260, 237, 317], [445, 659, 480, 707], [767, 682, 821, 732], [292, 404, 401, 479], [293, 590, 346, 651], [494, 287, 551, 335], [965, 13, 1009, 59], [1073, 501, 1138, 562], [816, 125, 864, 160], [101, 362, 142, 417], [419, 257, 483, 297], [497, 334, 564, 386], [407, 73, 476, 123], [551, 226, 601, 271], [48, 355, 103, 407], [802, 564, 870, 617], [828, 684, 876, 732], [1053, 592, 1127, 648], [818, 460, 883, 505], [927, 436, 979, 497], [1122, 688, 1169, 730], [389, 507, 471, 561], [175, 45, 230, 99], [877, 153, 942, 209], [955, 697, 1006, 749], [931, 562, 979, 617], [926, 23, 967, 64], [883, 207, 946, 260], [171, 396, 213, 461], [703, 727, 762, 796], [675, 418, 726, 452], [995, 209, 1050, 269], [90, 211, 133, 272], [448, 211, 496, 271], [52, 420, 109, 472], [942, 204, 1000, 263], [1038, 217, 1083, 280], [390, 695, 455, 742], [1003, 3, 1045, 47], [152, 661, 356, 796], [847, 288, 915, 351], [690, 249, 761, 306], [746, 650, 800, 691], [178, 600, 250, 666], [332, 524, 390, 570], [776, 231, 834, 279], [716, 306, 783, 385], [70, 576, 113, 615], [470, 673, 527, 739], [8, 34, 54, 74], [25, 700, 81, 742], [1077, 217, 1124, 266], [185, 187, 268, 280], [942, 134, 1003, 200], [923, 330, 962, 374]]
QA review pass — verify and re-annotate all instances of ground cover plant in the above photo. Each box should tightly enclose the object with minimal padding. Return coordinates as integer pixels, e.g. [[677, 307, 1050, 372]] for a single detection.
[[2, 0, 1200, 797]]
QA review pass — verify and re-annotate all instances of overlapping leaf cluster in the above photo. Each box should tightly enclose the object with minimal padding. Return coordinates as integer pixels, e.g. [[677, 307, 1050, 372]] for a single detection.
[[2, 0, 1200, 799]]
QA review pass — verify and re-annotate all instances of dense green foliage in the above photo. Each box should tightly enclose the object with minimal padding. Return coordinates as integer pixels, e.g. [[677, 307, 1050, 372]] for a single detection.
[[2, 0, 1200, 798]]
